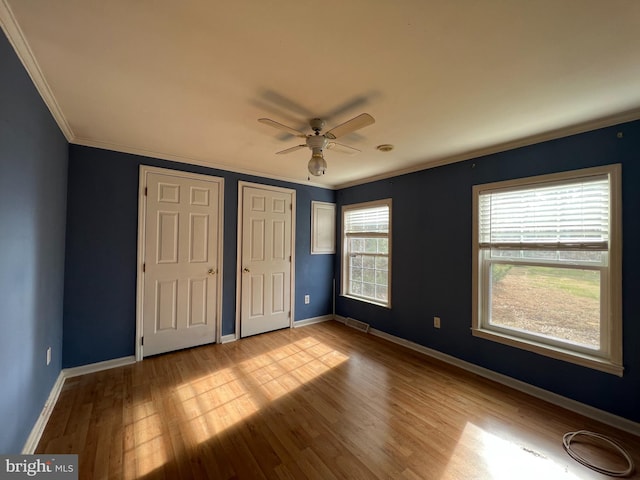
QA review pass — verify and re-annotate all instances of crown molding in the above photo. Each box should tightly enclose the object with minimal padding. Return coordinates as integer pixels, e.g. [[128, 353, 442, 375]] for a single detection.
[[73, 136, 335, 190], [0, 0, 74, 141], [335, 108, 640, 189]]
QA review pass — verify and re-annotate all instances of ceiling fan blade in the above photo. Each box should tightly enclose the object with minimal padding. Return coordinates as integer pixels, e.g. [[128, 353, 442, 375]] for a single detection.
[[276, 145, 306, 155], [258, 118, 307, 137], [325, 113, 375, 139], [326, 142, 361, 155]]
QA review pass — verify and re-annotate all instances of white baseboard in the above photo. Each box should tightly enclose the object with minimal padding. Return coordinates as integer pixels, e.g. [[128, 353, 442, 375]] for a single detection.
[[22, 356, 138, 453], [334, 316, 640, 436], [63, 355, 136, 378], [223, 315, 334, 341], [293, 314, 334, 328], [221, 334, 237, 344], [22, 371, 65, 454]]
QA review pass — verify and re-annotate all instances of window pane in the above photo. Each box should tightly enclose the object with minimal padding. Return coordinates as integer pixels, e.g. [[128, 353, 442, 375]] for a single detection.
[[362, 255, 375, 269], [522, 250, 560, 261], [363, 268, 375, 283], [350, 238, 365, 253], [347, 253, 389, 302], [490, 248, 605, 265], [365, 238, 378, 253], [559, 250, 606, 263], [362, 282, 375, 298], [375, 270, 387, 285], [378, 238, 388, 254], [375, 256, 388, 270], [351, 267, 363, 281], [489, 264, 600, 349], [350, 237, 389, 254]]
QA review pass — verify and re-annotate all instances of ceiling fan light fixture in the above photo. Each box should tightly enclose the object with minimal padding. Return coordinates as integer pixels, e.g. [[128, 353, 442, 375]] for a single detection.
[[259, 113, 375, 177], [308, 151, 327, 176]]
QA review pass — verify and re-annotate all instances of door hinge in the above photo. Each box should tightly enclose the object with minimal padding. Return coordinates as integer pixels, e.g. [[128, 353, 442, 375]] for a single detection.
[[144, 187, 148, 196], [142, 263, 146, 273], [289, 255, 292, 262], [288, 311, 291, 319], [289, 203, 292, 210], [141, 336, 144, 346]]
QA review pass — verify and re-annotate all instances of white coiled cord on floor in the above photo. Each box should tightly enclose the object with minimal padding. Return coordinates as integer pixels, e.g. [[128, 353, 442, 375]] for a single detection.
[[562, 430, 635, 477]]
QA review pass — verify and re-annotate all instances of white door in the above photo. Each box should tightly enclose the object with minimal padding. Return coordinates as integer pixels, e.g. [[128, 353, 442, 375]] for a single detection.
[[240, 184, 294, 337], [141, 169, 222, 356]]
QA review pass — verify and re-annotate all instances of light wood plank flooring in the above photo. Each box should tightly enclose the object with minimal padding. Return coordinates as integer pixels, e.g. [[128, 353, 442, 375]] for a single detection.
[[37, 321, 639, 479]]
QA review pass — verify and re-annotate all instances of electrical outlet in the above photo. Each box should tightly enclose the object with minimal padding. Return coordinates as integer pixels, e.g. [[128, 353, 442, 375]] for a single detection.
[[434, 316, 441, 329], [46, 347, 52, 366], [304, 294, 310, 304]]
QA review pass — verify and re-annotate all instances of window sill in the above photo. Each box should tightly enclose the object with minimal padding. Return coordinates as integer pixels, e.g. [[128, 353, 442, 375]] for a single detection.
[[471, 327, 623, 377], [342, 294, 391, 309]]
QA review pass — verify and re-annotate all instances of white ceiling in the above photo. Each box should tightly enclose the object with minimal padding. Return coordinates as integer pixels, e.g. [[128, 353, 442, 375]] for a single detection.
[[2, 1, 640, 188]]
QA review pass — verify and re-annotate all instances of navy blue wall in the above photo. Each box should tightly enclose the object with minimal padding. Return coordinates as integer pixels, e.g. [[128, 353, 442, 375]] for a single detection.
[[63, 146, 335, 367], [0, 33, 68, 452], [336, 120, 640, 422]]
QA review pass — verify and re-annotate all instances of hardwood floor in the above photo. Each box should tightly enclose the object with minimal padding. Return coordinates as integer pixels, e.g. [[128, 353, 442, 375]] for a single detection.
[[37, 321, 639, 479]]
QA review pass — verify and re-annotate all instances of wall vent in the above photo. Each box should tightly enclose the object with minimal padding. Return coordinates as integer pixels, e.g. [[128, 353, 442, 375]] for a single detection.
[[344, 317, 370, 333]]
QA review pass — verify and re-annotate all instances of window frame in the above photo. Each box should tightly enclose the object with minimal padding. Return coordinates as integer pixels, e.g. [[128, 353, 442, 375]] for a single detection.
[[341, 199, 392, 308], [472, 165, 623, 376]]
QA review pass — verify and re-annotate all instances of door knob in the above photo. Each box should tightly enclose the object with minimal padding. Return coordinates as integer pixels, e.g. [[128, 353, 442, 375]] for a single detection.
[[243, 267, 250, 273], [208, 268, 217, 275]]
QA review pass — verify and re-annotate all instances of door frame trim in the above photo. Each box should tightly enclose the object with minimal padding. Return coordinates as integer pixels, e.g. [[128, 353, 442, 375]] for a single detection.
[[135, 165, 225, 360], [235, 181, 296, 339]]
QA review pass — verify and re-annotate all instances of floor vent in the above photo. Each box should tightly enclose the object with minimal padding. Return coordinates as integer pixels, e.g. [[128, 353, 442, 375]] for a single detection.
[[344, 317, 370, 333]]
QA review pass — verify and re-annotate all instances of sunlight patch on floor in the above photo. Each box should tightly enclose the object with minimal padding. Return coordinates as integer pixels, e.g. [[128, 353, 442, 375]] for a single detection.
[[243, 337, 350, 403], [174, 335, 349, 445], [441, 422, 581, 480], [128, 402, 168, 478], [175, 366, 261, 443]]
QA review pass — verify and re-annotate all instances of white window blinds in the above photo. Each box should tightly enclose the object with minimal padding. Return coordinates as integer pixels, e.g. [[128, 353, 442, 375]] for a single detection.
[[344, 205, 389, 234], [478, 175, 610, 250]]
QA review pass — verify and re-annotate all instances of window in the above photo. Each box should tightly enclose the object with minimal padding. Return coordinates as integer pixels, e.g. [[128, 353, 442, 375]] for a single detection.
[[472, 165, 622, 375], [342, 199, 391, 307]]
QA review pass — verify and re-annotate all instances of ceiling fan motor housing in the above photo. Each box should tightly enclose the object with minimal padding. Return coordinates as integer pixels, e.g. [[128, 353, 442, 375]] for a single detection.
[[309, 118, 325, 132], [307, 135, 328, 151]]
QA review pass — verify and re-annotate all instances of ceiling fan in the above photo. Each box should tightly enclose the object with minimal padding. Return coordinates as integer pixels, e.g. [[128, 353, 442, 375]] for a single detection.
[[258, 113, 375, 176]]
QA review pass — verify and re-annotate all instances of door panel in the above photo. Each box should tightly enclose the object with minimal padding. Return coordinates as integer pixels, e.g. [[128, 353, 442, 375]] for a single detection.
[[272, 272, 285, 313], [273, 220, 285, 259], [156, 280, 178, 331], [241, 185, 293, 337], [189, 214, 209, 262], [142, 171, 221, 356], [188, 278, 208, 326], [157, 212, 178, 263], [250, 274, 265, 317], [251, 219, 265, 261]]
